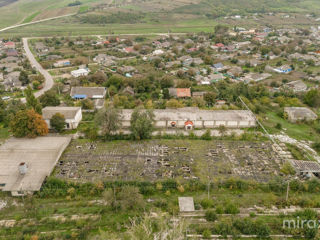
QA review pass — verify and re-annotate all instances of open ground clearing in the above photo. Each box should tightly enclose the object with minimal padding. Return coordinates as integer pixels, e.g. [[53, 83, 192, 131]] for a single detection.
[[55, 139, 282, 183]]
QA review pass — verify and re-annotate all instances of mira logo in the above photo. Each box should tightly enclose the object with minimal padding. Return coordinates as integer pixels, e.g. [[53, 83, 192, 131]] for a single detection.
[[283, 217, 320, 229]]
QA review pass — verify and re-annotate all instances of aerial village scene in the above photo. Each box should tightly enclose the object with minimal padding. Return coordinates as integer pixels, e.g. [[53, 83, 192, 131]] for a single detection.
[[0, 6, 320, 239]]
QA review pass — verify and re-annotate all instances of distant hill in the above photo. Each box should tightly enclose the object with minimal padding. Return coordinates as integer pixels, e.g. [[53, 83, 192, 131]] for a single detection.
[[174, 0, 320, 16], [0, 0, 319, 36], [0, 0, 17, 7]]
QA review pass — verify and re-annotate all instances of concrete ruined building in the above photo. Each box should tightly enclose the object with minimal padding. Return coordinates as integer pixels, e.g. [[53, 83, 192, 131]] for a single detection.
[[284, 107, 318, 123], [120, 107, 256, 130], [290, 160, 320, 179]]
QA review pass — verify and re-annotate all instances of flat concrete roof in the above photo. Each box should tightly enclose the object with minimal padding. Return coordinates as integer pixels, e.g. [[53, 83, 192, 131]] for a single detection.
[[120, 108, 255, 122], [42, 107, 81, 120], [178, 197, 195, 212], [0, 137, 71, 193], [284, 107, 317, 120]]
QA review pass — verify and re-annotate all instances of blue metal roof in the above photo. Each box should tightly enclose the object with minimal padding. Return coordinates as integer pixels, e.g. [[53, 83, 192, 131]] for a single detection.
[[72, 94, 87, 99]]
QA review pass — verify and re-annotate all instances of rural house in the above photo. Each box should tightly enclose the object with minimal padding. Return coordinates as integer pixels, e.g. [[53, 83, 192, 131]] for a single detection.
[[168, 88, 191, 98], [70, 87, 107, 109], [71, 68, 90, 78], [42, 107, 82, 129]]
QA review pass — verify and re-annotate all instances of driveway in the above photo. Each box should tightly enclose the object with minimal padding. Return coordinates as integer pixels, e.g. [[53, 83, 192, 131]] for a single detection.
[[21, 38, 54, 102]]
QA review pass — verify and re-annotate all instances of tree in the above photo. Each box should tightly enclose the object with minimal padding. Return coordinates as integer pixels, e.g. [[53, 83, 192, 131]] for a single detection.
[[19, 71, 30, 85], [81, 99, 94, 110], [90, 71, 107, 85], [160, 76, 174, 89], [204, 55, 213, 65], [50, 113, 66, 132], [3, 100, 26, 127], [10, 109, 48, 138], [204, 92, 217, 106], [106, 76, 123, 89], [166, 99, 184, 108], [39, 90, 60, 107], [304, 89, 320, 108], [130, 108, 154, 140], [214, 24, 228, 36], [25, 86, 42, 114], [95, 106, 121, 137]]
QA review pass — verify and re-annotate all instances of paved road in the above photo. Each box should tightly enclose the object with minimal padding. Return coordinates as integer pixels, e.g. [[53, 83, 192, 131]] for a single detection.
[[21, 38, 54, 103], [0, 14, 76, 33]]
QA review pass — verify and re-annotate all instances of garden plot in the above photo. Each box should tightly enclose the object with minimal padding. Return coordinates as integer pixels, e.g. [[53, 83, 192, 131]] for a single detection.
[[55, 140, 281, 182]]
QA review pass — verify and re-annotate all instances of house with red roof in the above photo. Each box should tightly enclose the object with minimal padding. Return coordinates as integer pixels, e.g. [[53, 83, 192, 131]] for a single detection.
[[168, 88, 191, 98], [4, 41, 15, 49]]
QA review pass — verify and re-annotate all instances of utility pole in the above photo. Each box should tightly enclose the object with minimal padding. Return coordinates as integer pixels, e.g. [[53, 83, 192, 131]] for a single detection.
[[286, 180, 290, 202]]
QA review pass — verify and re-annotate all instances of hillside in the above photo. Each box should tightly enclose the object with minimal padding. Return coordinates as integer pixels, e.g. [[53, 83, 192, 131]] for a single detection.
[[0, 0, 320, 36]]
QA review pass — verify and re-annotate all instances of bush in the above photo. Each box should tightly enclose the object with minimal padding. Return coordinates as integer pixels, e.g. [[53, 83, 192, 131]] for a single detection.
[[215, 205, 224, 214], [201, 129, 212, 140], [202, 229, 212, 239], [201, 198, 214, 209], [205, 210, 217, 222], [255, 220, 270, 238], [312, 142, 320, 154], [224, 203, 239, 214]]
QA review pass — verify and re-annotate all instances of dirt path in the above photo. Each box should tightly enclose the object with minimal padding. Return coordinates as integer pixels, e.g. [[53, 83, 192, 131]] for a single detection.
[[0, 13, 76, 33]]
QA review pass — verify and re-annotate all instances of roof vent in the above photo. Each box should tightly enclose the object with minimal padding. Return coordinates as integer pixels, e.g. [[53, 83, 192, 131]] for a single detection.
[[19, 162, 28, 175]]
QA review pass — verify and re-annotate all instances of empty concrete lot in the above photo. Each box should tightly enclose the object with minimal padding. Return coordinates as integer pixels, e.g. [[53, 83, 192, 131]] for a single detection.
[[0, 137, 71, 196]]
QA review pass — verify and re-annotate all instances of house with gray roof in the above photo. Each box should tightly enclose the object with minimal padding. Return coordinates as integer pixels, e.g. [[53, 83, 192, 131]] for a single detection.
[[42, 106, 82, 129], [70, 87, 106, 109], [285, 80, 307, 92]]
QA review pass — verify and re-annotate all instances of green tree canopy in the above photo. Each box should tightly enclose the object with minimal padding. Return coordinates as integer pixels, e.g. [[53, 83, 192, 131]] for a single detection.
[[95, 106, 121, 137], [130, 108, 154, 140], [50, 113, 66, 132], [19, 71, 30, 86], [10, 109, 48, 138], [304, 89, 320, 108], [39, 90, 60, 107], [25, 86, 42, 114]]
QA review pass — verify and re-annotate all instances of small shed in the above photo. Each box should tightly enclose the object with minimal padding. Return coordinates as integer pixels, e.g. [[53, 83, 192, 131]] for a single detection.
[[290, 160, 320, 178], [178, 197, 195, 212]]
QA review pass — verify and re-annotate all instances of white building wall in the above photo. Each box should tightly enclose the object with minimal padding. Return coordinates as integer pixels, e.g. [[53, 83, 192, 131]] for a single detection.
[[215, 121, 226, 126], [155, 121, 166, 127], [194, 121, 203, 128], [239, 121, 249, 127], [227, 121, 238, 127], [204, 121, 214, 128]]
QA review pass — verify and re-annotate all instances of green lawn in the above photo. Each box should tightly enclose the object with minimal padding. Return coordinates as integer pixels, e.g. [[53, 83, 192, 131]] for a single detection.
[[262, 111, 319, 142], [0, 127, 10, 140]]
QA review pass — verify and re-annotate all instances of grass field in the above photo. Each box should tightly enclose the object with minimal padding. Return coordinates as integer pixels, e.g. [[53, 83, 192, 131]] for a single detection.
[[0, 0, 320, 36], [22, 11, 40, 24], [1, 175, 320, 239], [262, 111, 319, 142], [0, 16, 218, 37]]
